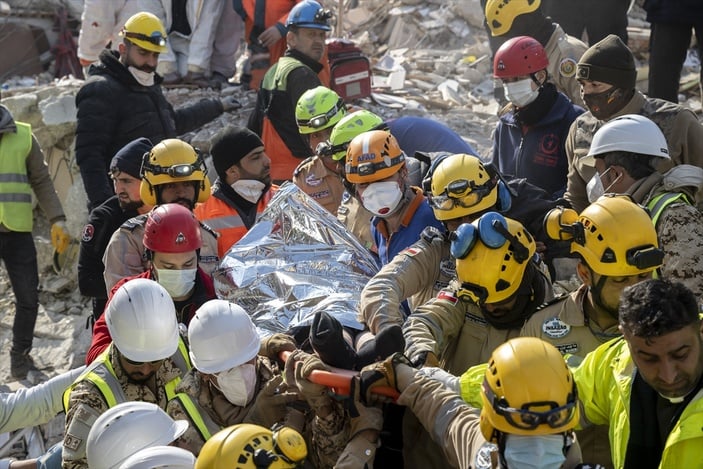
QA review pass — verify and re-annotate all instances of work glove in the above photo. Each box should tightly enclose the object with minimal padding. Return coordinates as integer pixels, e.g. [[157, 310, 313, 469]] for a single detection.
[[284, 350, 332, 412], [410, 350, 440, 368], [220, 95, 241, 112], [260, 333, 297, 366], [50, 220, 71, 254], [348, 377, 384, 433], [246, 375, 301, 429], [358, 352, 415, 405]]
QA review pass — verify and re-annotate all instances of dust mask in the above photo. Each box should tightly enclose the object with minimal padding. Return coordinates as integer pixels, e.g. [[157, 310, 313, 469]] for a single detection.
[[128, 66, 155, 86], [586, 167, 621, 203], [213, 363, 258, 406], [155, 268, 197, 298], [361, 181, 403, 217], [503, 78, 539, 108], [503, 434, 566, 469], [231, 179, 266, 204]]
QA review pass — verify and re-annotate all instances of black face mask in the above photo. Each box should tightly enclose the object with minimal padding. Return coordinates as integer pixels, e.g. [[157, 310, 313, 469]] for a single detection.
[[581, 87, 631, 120]]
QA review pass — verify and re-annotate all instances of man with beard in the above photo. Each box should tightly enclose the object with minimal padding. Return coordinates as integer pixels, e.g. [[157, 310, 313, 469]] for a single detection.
[[489, 35, 583, 199], [564, 34, 703, 213], [194, 126, 277, 258], [102, 138, 219, 291], [75, 11, 239, 211], [62, 279, 192, 468], [247, 0, 333, 183], [78, 138, 153, 324]]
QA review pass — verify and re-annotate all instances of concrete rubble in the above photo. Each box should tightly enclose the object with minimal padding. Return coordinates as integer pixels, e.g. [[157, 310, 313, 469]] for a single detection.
[[0, 0, 701, 457]]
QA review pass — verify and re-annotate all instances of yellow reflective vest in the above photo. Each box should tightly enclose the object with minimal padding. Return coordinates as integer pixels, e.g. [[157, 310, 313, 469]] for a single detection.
[[0, 121, 33, 232]]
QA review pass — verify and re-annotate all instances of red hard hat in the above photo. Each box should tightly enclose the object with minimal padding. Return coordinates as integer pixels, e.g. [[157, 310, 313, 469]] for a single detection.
[[493, 36, 549, 79], [143, 203, 202, 253]]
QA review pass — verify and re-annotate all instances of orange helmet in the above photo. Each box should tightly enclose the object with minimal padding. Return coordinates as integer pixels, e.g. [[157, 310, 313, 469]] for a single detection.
[[344, 130, 406, 184]]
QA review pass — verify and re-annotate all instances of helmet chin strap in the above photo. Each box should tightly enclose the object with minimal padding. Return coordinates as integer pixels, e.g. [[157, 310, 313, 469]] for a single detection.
[[589, 272, 619, 320]]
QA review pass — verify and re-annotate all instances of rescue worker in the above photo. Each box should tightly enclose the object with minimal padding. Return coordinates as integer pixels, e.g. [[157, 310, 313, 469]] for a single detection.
[[74, 11, 238, 210], [572, 278, 703, 468], [344, 130, 443, 266], [401, 212, 552, 468], [0, 102, 70, 379], [193, 126, 276, 258], [359, 153, 564, 336], [169, 300, 302, 454], [583, 114, 703, 302], [564, 34, 703, 212], [358, 338, 585, 469], [489, 35, 584, 198], [293, 86, 348, 214], [85, 402, 188, 469], [483, 0, 587, 106], [102, 138, 219, 291], [88, 203, 216, 364], [247, 0, 333, 183], [522, 194, 665, 468], [78, 137, 153, 324], [194, 424, 307, 469], [62, 278, 187, 468]]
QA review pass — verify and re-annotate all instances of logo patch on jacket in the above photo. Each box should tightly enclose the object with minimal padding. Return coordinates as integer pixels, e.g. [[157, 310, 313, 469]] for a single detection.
[[402, 247, 421, 257], [559, 58, 577, 78], [437, 290, 458, 304], [439, 258, 455, 277], [542, 317, 571, 338], [305, 173, 323, 187], [81, 224, 95, 242]]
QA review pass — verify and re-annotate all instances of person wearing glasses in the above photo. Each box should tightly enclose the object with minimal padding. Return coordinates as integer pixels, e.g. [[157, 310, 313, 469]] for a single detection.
[[87, 203, 216, 365], [356, 337, 587, 469], [102, 138, 219, 291], [401, 212, 553, 468], [63, 278, 195, 469], [75, 11, 239, 211]]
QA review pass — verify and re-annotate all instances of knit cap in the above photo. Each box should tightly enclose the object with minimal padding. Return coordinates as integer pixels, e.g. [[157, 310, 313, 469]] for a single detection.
[[577, 34, 637, 90], [211, 126, 263, 178]]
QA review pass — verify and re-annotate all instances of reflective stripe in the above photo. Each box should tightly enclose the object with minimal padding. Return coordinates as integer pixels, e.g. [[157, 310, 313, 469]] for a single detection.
[[63, 346, 126, 411], [0, 193, 32, 203], [199, 214, 245, 230], [0, 174, 28, 183], [172, 337, 193, 374], [646, 192, 690, 228], [164, 377, 213, 441]]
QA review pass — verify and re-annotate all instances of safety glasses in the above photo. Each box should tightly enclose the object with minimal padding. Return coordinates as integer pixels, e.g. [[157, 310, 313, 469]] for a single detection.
[[123, 31, 166, 48], [297, 98, 345, 130], [429, 178, 495, 212], [483, 379, 577, 431]]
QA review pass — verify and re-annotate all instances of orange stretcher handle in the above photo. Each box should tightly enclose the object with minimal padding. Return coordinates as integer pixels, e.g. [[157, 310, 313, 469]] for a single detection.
[[280, 351, 400, 399]]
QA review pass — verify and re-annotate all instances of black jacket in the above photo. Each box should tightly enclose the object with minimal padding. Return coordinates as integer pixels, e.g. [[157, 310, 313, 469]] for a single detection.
[[74, 50, 224, 210]]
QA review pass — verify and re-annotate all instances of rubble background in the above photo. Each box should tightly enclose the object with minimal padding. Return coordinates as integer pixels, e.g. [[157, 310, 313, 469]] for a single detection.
[[0, 0, 701, 453]]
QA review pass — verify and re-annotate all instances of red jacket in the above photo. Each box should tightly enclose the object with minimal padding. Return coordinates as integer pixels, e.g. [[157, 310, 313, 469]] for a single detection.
[[86, 268, 216, 364]]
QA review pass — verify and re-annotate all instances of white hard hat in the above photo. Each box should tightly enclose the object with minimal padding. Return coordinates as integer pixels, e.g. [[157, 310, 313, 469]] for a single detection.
[[118, 446, 196, 469], [87, 402, 189, 469], [582, 114, 670, 166], [187, 300, 260, 374], [106, 278, 179, 362]]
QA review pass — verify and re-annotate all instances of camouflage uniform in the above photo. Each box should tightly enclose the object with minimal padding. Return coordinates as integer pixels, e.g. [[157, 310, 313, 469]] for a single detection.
[[544, 24, 588, 107], [626, 169, 703, 303], [102, 213, 219, 291], [359, 227, 453, 334], [292, 156, 345, 215], [564, 91, 703, 212], [520, 285, 619, 469], [62, 346, 183, 468], [337, 192, 375, 251]]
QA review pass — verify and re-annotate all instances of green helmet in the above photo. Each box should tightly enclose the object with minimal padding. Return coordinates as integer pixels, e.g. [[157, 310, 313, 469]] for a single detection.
[[296, 86, 346, 135], [323, 110, 385, 161]]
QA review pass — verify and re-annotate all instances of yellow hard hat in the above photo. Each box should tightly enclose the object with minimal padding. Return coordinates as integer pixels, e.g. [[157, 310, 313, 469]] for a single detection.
[[120, 12, 167, 53], [484, 0, 542, 37]]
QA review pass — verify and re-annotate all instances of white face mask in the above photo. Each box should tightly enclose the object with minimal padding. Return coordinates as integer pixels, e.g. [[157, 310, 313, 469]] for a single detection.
[[361, 181, 403, 217], [585, 167, 621, 203], [155, 268, 197, 298], [231, 179, 266, 204], [503, 78, 539, 108], [128, 66, 155, 86], [214, 363, 258, 406], [503, 434, 566, 469]]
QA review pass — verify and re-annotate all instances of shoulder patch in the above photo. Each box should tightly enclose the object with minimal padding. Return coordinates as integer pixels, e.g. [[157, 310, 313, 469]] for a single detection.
[[559, 58, 577, 78], [81, 224, 95, 243], [63, 432, 82, 451], [439, 258, 455, 278], [421, 225, 444, 243], [475, 442, 498, 469], [542, 317, 571, 338], [402, 247, 422, 257], [437, 290, 458, 304]]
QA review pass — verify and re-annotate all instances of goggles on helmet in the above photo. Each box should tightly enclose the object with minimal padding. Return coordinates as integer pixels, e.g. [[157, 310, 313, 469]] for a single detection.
[[313, 8, 334, 25], [430, 178, 496, 213], [345, 154, 405, 179], [316, 141, 346, 159], [123, 31, 167, 48], [297, 98, 345, 130], [483, 379, 577, 431], [142, 154, 206, 179]]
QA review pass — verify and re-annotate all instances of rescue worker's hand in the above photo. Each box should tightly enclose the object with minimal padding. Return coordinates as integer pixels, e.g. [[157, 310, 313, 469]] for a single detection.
[[51, 220, 71, 254], [284, 350, 332, 412], [246, 375, 301, 428], [220, 95, 241, 112], [358, 352, 415, 405], [260, 333, 297, 365], [258, 26, 283, 48], [349, 377, 384, 433], [410, 350, 440, 368]]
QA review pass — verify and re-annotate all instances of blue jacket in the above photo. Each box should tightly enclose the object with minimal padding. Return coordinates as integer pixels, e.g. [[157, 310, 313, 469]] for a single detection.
[[387, 116, 478, 158], [490, 92, 583, 198]]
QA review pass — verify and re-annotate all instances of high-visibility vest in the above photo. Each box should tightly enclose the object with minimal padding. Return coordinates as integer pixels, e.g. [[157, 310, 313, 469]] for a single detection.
[[646, 192, 691, 228], [0, 122, 33, 232]]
